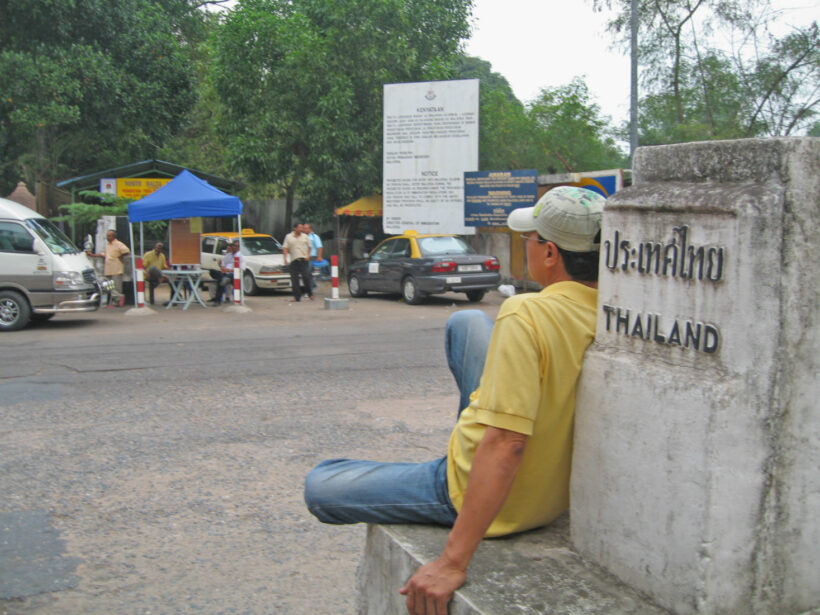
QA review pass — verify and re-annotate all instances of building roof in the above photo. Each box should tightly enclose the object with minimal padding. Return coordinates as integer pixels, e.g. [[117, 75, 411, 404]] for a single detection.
[[6, 181, 36, 209], [57, 159, 245, 195]]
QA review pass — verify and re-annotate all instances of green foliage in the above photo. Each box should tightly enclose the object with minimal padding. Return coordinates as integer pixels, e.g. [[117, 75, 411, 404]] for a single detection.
[[158, 13, 234, 179], [55, 190, 167, 235], [454, 55, 545, 172], [744, 23, 820, 135], [637, 52, 756, 145], [595, 0, 819, 143], [455, 56, 518, 102], [528, 79, 628, 173], [55, 191, 132, 225], [211, 0, 473, 223], [476, 88, 539, 171], [0, 0, 205, 193]]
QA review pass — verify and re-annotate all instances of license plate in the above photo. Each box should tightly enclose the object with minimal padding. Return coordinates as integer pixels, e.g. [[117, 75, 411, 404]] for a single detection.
[[458, 264, 482, 272], [445, 276, 462, 284]]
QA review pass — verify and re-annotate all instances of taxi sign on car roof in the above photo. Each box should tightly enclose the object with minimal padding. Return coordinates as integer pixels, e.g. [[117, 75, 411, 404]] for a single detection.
[[202, 229, 269, 239]]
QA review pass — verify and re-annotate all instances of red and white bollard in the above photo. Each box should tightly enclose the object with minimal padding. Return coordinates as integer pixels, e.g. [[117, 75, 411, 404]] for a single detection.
[[233, 255, 241, 304], [331, 255, 339, 300], [135, 258, 145, 308]]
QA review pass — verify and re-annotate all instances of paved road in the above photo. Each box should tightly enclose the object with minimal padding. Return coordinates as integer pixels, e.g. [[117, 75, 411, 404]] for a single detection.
[[0, 284, 503, 614]]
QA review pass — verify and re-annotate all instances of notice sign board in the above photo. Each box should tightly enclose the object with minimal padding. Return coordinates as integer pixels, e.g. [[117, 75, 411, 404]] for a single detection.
[[382, 79, 479, 235], [99, 177, 171, 199], [464, 169, 538, 227]]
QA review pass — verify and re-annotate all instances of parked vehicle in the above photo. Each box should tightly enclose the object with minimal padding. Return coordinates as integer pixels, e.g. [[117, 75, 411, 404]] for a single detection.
[[201, 230, 291, 295], [347, 231, 501, 304], [0, 197, 111, 331]]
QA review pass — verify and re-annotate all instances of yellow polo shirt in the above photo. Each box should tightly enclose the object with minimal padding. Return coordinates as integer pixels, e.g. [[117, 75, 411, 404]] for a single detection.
[[446, 281, 598, 537], [142, 250, 168, 271], [103, 239, 130, 276]]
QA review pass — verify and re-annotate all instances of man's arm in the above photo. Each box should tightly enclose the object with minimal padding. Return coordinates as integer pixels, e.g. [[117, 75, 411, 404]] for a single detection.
[[399, 426, 528, 615], [315, 235, 323, 261]]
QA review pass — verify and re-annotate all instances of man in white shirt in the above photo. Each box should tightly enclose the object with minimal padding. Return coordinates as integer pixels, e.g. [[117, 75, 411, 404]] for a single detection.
[[210, 240, 245, 305], [282, 223, 313, 301]]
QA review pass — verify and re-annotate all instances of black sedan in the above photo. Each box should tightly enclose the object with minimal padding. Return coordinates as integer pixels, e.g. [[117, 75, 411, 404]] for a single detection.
[[347, 231, 500, 304]]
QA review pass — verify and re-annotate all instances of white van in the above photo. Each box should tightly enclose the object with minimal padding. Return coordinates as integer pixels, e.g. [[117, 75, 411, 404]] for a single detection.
[[0, 197, 111, 331]]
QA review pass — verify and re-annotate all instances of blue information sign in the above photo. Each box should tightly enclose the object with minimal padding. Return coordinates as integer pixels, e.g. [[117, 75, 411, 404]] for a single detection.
[[464, 169, 538, 227]]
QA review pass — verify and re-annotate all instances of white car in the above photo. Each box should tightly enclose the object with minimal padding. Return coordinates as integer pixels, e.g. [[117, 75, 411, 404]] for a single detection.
[[200, 231, 291, 295]]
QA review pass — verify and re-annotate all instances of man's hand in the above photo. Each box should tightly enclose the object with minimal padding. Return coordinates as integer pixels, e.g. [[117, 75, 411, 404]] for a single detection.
[[398, 426, 527, 615], [399, 556, 466, 615]]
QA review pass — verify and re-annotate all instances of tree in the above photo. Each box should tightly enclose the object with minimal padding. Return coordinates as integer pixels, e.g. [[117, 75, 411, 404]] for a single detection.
[[528, 78, 628, 173], [455, 55, 545, 172], [158, 13, 234, 180], [595, 0, 819, 143], [0, 0, 205, 196], [741, 22, 820, 136], [211, 0, 472, 224]]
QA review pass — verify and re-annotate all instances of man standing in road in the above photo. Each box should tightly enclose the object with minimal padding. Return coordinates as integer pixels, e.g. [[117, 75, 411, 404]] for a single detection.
[[210, 239, 245, 305], [142, 242, 169, 305], [91, 230, 130, 308], [282, 222, 313, 302], [304, 186, 605, 614], [303, 223, 323, 289]]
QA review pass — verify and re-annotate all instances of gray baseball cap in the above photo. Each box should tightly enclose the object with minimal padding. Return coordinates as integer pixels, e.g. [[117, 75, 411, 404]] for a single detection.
[[507, 186, 605, 252]]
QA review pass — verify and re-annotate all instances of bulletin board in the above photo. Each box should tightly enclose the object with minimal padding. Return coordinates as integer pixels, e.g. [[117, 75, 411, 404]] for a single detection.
[[169, 218, 202, 265]]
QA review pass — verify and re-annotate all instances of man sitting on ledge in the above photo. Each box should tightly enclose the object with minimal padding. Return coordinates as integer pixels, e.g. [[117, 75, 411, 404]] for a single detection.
[[304, 186, 604, 614]]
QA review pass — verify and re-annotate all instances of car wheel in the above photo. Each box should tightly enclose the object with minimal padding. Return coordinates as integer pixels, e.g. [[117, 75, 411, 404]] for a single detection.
[[0, 290, 31, 331], [465, 289, 486, 303], [243, 270, 258, 295], [402, 276, 426, 305], [348, 274, 367, 297]]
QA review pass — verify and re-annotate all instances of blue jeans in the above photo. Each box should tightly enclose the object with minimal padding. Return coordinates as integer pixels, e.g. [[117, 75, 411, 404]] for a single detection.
[[445, 309, 494, 416], [304, 309, 494, 526]]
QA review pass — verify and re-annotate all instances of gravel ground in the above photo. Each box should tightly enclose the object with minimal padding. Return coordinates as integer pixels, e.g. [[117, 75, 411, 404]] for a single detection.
[[0, 283, 504, 614]]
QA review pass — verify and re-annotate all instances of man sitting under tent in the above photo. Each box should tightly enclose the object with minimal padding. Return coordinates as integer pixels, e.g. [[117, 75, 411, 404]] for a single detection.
[[209, 240, 245, 305], [142, 242, 169, 305]]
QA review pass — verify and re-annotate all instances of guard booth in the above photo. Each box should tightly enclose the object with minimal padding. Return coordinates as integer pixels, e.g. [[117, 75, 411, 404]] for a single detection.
[[333, 195, 389, 274], [56, 159, 245, 247]]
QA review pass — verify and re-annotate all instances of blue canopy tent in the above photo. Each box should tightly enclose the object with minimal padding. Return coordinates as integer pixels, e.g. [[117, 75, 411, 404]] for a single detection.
[[126, 170, 244, 306], [127, 169, 242, 222]]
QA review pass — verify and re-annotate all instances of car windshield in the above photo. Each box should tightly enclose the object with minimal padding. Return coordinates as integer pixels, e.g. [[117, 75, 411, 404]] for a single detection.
[[416, 236, 474, 257], [241, 236, 283, 256], [25, 218, 80, 255]]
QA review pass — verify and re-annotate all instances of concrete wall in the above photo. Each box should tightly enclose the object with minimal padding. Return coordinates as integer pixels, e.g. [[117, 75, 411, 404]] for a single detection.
[[470, 232, 511, 282], [241, 198, 294, 240], [571, 138, 819, 614]]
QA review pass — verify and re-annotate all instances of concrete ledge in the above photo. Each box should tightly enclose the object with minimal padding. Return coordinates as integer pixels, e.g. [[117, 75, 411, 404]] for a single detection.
[[124, 306, 155, 317], [356, 515, 668, 615], [324, 297, 349, 310]]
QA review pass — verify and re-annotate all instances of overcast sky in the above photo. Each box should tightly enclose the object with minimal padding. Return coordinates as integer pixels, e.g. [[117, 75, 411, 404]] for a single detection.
[[464, 0, 820, 127]]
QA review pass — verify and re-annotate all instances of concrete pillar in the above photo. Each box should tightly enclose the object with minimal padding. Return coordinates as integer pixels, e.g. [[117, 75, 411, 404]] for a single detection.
[[571, 138, 819, 614]]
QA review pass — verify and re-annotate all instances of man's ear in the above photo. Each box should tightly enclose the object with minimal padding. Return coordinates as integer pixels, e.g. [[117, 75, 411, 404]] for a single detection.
[[543, 240, 559, 265], [543, 240, 567, 276]]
